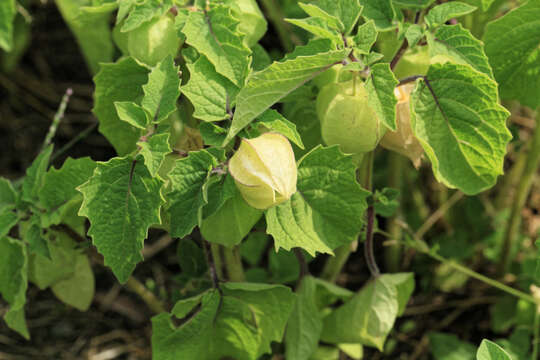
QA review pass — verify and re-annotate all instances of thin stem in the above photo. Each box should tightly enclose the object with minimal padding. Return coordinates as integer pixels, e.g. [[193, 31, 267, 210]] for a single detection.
[[210, 243, 224, 279], [533, 307, 540, 360], [259, 0, 296, 52], [124, 276, 166, 314], [416, 190, 464, 239], [384, 152, 404, 272], [42, 88, 72, 151], [498, 110, 540, 274], [50, 122, 97, 162], [390, 39, 409, 71], [203, 240, 221, 290], [294, 248, 309, 279], [364, 206, 380, 277], [223, 246, 245, 282]]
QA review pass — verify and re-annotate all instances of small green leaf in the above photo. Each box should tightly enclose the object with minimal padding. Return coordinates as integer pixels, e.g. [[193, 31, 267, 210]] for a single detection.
[[266, 146, 369, 255], [22, 222, 50, 258], [306, 0, 363, 35], [373, 187, 400, 217], [166, 149, 221, 238], [200, 192, 263, 247], [425, 2, 477, 28], [152, 283, 295, 360], [21, 145, 53, 203], [138, 133, 171, 177], [429, 332, 476, 360], [181, 54, 239, 122], [297, 3, 343, 32], [120, 0, 170, 32], [321, 273, 414, 350], [226, 40, 348, 143], [93, 57, 149, 155], [392, 0, 436, 9], [78, 156, 165, 283], [0, 0, 16, 51], [353, 20, 377, 54], [0, 210, 17, 238], [365, 63, 399, 131], [0, 236, 28, 339], [428, 24, 493, 78], [410, 63, 511, 195], [256, 109, 304, 149], [141, 56, 181, 123], [476, 339, 512, 360], [115, 101, 150, 129], [200, 122, 228, 146], [483, 0, 540, 108], [285, 276, 322, 360], [51, 251, 94, 311], [285, 17, 342, 43], [182, 5, 251, 87], [404, 24, 424, 48], [0, 177, 16, 209], [360, 0, 396, 31]]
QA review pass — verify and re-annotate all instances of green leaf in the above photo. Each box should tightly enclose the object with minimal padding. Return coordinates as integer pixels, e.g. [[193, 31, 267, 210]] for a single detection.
[[428, 24, 493, 78], [51, 251, 94, 311], [166, 149, 221, 238], [182, 5, 251, 87], [202, 173, 237, 218], [22, 222, 50, 258], [266, 146, 369, 256], [0, 0, 16, 51], [181, 54, 239, 122], [21, 145, 53, 203], [200, 192, 263, 247], [425, 2, 477, 28], [477, 339, 512, 360], [138, 133, 171, 177], [310, 0, 363, 35], [120, 0, 170, 32], [392, 0, 436, 9], [269, 250, 300, 283], [200, 122, 228, 146], [429, 332, 476, 360], [93, 57, 149, 155], [170, 292, 205, 318], [226, 40, 349, 144], [374, 187, 400, 217], [410, 63, 511, 195], [285, 17, 342, 43], [366, 63, 399, 131], [177, 238, 207, 278], [0, 177, 16, 209], [285, 276, 322, 360], [360, 0, 396, 31], [353, 20, 377, 54], [39, 157, 97, 211], [321, 273, 414, 350], [115, 101, 150, 129], [55, 0, 116, 74], [256, 109, 304, 149], [152, 283, 295, 360], [240, 232, 269, 266], [0, 237, 28, 339], [297, 3, 343, 32], [141, 56, 181, 123], [483, 0, 540, 108], [78, 156, 165, 283], [404, 23, 424, 48], [0, 210, 17, 238]]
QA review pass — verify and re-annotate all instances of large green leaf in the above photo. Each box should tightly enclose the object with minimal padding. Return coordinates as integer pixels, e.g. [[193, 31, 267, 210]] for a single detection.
[[55, 0, 116, 74], [152, 282, 295, 360], [0, 237, 28, 339], [410, 63, 511, 195], [182, 5, 251, 87], [321, 273, 414, 350], [477, 340, 512, 360], [309, 0, 363, 35], [120, 0, 171, 32], [483, 0, 540, 108], [424, 2, 477, 28], [225, 40, 349, 144], [78, 156, 164, 283], [365, 63, 399, 131], [180, 54, 239, 122], [359, 0, 396, 31], [141, 56, 181, 123], [285, 276, 322, 360], [266, 146, 369, 256], [0, 177, 16, 209], [51, 251, 94, 311], [0, 0, 16, 51], [428, 24, 493, 78], [93, 57, 149, 155], [429, 332, 476, 360], [166, 149, 222, 238], [256, 109, 304, 149]]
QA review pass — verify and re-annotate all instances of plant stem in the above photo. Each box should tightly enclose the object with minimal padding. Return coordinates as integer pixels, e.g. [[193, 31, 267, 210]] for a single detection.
[[390, 39, 408, 71], [124, 276, 166, 314], [259, 0, 295, 52], [42, 87, 72, 151], [384, 152, 404, 272], [416, 190, 464, 239], [533, 308, 540, 360], [203, 241, 221, 290], [294, 248, 309, 279], [223, 246, 245, 282], [364, 206, 380, 277], [50, 122, 97, 162], [498, 110, 540, 274], [210, 243, 224, 279]]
